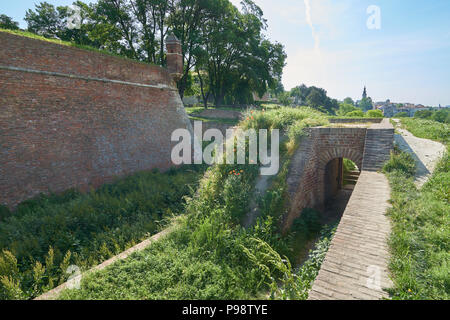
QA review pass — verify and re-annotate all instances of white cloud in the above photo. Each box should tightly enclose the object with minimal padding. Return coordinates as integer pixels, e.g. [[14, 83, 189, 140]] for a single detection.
[[303, 0, 320, 52]]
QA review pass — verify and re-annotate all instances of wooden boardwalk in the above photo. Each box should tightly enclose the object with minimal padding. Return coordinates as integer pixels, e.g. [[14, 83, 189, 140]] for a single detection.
[[309, 171, 393, 300]]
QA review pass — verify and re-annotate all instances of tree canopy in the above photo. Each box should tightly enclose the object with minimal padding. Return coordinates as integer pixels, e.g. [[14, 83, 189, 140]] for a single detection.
[[290, 84, 338, 114], [0, 14, 19, 30], [21, 0, 287, 104]]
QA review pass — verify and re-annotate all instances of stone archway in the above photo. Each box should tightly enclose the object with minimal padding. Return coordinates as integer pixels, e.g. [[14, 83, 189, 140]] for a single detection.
[[316, 147, 363, 206], [317, 147, 363, 170]]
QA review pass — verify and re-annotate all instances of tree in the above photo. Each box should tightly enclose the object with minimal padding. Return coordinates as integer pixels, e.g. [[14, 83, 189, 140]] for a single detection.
[[343, 97, 354, 106], [359, 97, 373, 111], [337, 103, 358, 116], [269, 79, 284, 97], [278, 92, 291, 106], [306, 88, 325, 110], [290, 84, 308, 105], [25, 2, 64, 38], [195, 0, 285, 106], [432, 108, 450, 123], [414, 110, 433, 119], [0, 14, 19, 30]]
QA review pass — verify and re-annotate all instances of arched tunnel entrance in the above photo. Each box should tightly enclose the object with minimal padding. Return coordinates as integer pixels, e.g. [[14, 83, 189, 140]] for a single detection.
[[322, 157, 360, 224]]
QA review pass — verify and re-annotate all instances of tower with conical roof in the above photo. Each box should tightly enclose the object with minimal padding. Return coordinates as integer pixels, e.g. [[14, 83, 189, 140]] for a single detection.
[[362, 86, 367, 100]]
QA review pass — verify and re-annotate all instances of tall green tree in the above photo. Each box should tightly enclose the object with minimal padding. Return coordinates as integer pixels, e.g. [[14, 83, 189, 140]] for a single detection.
[[195, 0, 285, 106], [25, 2, 64, 38], [359, 97, 373, 111], [343, 97, 354, 105]]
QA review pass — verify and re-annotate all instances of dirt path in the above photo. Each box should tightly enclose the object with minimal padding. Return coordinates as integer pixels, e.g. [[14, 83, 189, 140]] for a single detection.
[[392, 119, 446, 187]]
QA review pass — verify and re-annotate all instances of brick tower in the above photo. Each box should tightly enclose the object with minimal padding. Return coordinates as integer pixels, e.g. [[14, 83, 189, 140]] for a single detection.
[[166, 33, 183, 81]]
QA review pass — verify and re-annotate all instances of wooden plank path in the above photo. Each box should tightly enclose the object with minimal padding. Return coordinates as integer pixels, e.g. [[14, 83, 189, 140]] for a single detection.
[[308, 171, 393, 300]]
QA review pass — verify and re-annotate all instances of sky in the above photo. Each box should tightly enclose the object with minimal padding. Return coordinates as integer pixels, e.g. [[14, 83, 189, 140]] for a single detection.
[[2, 0, 450, 106]]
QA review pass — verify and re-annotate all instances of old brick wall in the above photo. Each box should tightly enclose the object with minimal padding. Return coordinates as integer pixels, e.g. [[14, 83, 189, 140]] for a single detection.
[[0, 32, 193, 208], [283, 128, 367, 230]]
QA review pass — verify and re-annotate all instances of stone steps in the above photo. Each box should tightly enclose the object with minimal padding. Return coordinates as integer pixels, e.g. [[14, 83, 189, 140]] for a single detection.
[[362, 127, 394, 171]]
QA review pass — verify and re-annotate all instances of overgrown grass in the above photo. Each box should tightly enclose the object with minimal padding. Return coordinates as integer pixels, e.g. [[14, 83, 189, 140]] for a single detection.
[[384, 118, 449, 299], [400, 118, 449, 145], [58, 107, 332, 300], [384, 151, 449, 299], [0, 165, 206, 299], [0, 29, 157, 67]]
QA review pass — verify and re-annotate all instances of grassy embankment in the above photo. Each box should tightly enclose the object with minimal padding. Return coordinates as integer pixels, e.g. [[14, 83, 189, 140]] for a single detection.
[[56, 107, 337, 300], [0, 28, 157, 66], [384, 118, 449, 299], [0, 166, 206, 299]]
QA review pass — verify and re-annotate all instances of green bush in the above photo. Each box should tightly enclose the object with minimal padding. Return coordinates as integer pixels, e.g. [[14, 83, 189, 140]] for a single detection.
[[366, 109, 383, 118], [414, 109, 450, 124], [383, 149, 416, 178], [414, 110, 433, 119], [432, 109, 450, 124], [395, 112, 409, 118], [0, 205, 11, 222], [345, 110, 364, 118], [336, 103, 358, 117], [343, 158, 357, 173]]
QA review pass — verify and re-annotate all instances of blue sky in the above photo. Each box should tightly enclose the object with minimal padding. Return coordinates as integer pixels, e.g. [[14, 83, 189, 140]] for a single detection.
[[2, 0, 450, 106]]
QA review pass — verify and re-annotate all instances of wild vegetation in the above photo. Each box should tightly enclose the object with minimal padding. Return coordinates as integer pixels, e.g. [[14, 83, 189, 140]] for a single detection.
[[53, 107, 334, 300], [384, 118, 449, 299], [0, 166, 206, 299], [400, 118, 449, 145], [414, 108, 449, 124]]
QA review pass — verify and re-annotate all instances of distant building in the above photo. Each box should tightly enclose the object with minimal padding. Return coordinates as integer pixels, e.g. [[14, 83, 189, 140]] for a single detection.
[[375, 99, 397, 117]]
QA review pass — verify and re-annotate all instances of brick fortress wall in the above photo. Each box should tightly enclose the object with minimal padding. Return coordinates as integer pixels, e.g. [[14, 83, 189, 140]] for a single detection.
[[0, 31, 192, 208]]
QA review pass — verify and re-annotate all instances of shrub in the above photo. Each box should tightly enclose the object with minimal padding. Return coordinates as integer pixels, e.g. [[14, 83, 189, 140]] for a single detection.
[[366, 109, 383, 118], [395, 112, 409, 118], [345, 110, 364, 117], [414, 110, 433, 119], [343, 158, 357, 173], [383, 149, 416, 178], [336, 103, 357, 117], [432, 109, 450, 124], [0, 205, 11, 222]]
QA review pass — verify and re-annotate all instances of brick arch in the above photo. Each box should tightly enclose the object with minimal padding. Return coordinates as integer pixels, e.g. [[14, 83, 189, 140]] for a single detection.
[[317, 147, 363, 171]]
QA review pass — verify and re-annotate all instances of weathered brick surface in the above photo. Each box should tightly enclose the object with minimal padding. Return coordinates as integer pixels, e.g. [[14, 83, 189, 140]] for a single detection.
[[362, 119, 394, 171], [283, 122, 394, 230], [0, 31, 192, 208], [284, 127, 367, 230], [0, 32, 173, 87], [308, 171, 393, 300]]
